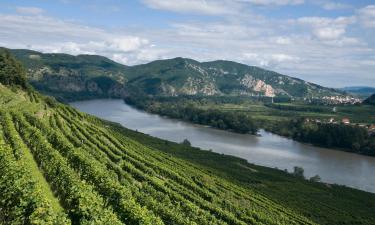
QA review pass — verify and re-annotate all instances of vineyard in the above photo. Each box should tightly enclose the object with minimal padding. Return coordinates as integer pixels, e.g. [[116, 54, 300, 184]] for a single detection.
[[1, 50, 375, 225], [0, 84, 320, 224]]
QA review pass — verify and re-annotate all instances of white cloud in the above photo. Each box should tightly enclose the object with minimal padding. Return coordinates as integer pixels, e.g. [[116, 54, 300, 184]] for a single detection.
[[16, 7, 45, 15], [312, 27, 345, 40], [274, 36, 292, 45], [357, 5, 375, 28], [319, 2, 352, 10], [0, 2, 374, 87], [142, 0, 239, 15], [239, 0, 304, 6], [142, 0, 303, 16], [0, 14, 151, 65], [295, 16, 355, 40], [271, 53, 299, 62]]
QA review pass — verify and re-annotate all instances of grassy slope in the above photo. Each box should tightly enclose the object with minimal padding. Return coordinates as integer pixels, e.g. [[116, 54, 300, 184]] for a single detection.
[[106, 122, 375, 225], [0, 84, 323, 225]]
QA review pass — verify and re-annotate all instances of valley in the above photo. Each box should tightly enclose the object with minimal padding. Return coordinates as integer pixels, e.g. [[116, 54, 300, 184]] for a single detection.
[[1, 48, 375, 225], [72, 99, 375, 193], [9, 48, 374, 155]]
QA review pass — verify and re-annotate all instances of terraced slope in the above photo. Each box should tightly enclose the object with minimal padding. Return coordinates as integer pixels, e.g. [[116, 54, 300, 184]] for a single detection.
[[0, 84, 318, 224]]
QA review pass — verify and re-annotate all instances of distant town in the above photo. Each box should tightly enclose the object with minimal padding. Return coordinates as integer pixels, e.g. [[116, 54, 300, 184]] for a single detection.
[[302, 95, 362, 105]]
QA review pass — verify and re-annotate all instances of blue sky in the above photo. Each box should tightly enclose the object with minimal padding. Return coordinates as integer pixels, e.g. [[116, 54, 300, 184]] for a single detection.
[[0, 0, 374, 87]]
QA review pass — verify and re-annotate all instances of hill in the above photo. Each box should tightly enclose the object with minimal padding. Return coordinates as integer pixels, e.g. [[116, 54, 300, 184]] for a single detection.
[[127, 58, 342, 98], [1, 49, 375, 225], [363, 94, 375, 105], [0, 49, 318, 225], [10, 49, 129, 101], [340, 86, 375, 98], [9, 49, 344, 101]]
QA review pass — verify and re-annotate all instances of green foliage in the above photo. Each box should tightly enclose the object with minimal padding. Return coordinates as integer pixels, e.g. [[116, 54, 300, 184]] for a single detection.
[[109, 120, 375, 225], [0, 48, 28, 89], [363, 94, 375, 105], [0, 54, 374, 224], [0, 83, 323, 225], [309, 175, 321, 182], [292, 166, 305, 178], [0, 137, 70, 224], [125, 96, 259, 134], [269, 118, 374, 156], [181, 139, 191, 146]]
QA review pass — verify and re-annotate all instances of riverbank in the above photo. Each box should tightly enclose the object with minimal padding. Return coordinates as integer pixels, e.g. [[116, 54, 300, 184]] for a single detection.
[[124, 95, 375, 157], [71, 99, 375, 193], [73, 101, 375, 225]]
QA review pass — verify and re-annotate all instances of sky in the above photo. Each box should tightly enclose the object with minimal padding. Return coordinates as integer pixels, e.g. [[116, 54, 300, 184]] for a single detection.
[[0, 0, 374, 87]]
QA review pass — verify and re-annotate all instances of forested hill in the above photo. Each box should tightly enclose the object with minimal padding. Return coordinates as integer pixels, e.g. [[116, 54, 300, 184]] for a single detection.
[[363, 94, 375, 105], [9, 48, 344, 101], [340, 86, 375, 98]]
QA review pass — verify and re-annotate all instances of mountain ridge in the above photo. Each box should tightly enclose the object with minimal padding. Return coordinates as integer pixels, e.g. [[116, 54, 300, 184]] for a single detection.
[[8, 48, 345, 101], [340, 86, 375, 98], [363, 94, 375, 105]]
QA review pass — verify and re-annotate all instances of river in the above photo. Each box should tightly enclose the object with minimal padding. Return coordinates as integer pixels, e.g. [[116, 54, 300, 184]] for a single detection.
[[71, 99, 375, 193]]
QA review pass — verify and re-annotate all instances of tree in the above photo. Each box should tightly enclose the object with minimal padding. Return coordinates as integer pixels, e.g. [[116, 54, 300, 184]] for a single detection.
[[0, 48, 28, 89], [309, 175, 321, 182], [292, 166, 305, 179], [181, 139, 191, 146]]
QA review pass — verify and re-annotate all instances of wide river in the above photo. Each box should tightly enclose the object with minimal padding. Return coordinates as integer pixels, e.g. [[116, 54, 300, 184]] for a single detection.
[[71, 99, 375, 193]]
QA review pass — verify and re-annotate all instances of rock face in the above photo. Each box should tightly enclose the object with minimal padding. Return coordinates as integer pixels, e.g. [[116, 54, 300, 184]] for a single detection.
[[11, 49, 345, 100], [240, 74, 275, 97], [180, 77, 219, 96]]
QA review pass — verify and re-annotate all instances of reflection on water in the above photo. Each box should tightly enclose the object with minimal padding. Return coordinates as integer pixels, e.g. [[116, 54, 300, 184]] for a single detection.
[[71, 99, 375, 193]]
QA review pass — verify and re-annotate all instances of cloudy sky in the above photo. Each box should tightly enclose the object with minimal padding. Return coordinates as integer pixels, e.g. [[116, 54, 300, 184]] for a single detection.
[[0, 0, 374, 87]]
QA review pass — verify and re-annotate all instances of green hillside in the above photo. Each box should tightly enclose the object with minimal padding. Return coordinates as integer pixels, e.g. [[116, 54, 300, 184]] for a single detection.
[[340, 87, 375, 98], [127, 58, 342, 98], [9, 48, 128, 101], [9, 49, 344, 101], [0, 51, 318, 224], [1, 48, 375, 225], [363, 94, 375, 105]]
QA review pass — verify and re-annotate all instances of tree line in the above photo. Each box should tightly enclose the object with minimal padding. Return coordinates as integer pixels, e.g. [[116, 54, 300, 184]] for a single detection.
[[268, 118, 375, 156], [125, 96, 258, 134]]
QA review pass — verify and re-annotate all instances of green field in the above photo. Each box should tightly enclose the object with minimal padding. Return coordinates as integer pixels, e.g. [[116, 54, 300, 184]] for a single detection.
[[201, 101, 375, 124]]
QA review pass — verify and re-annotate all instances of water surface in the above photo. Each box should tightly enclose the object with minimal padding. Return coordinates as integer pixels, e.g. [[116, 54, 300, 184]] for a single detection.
[[71, 99, 375, 193]]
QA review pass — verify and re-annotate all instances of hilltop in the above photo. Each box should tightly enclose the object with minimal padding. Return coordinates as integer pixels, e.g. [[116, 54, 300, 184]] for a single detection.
[[340, 86, 375, 98], [363, 94, 375, 105], [9, 49, 344, 101], [10, 49, 129, 101]]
